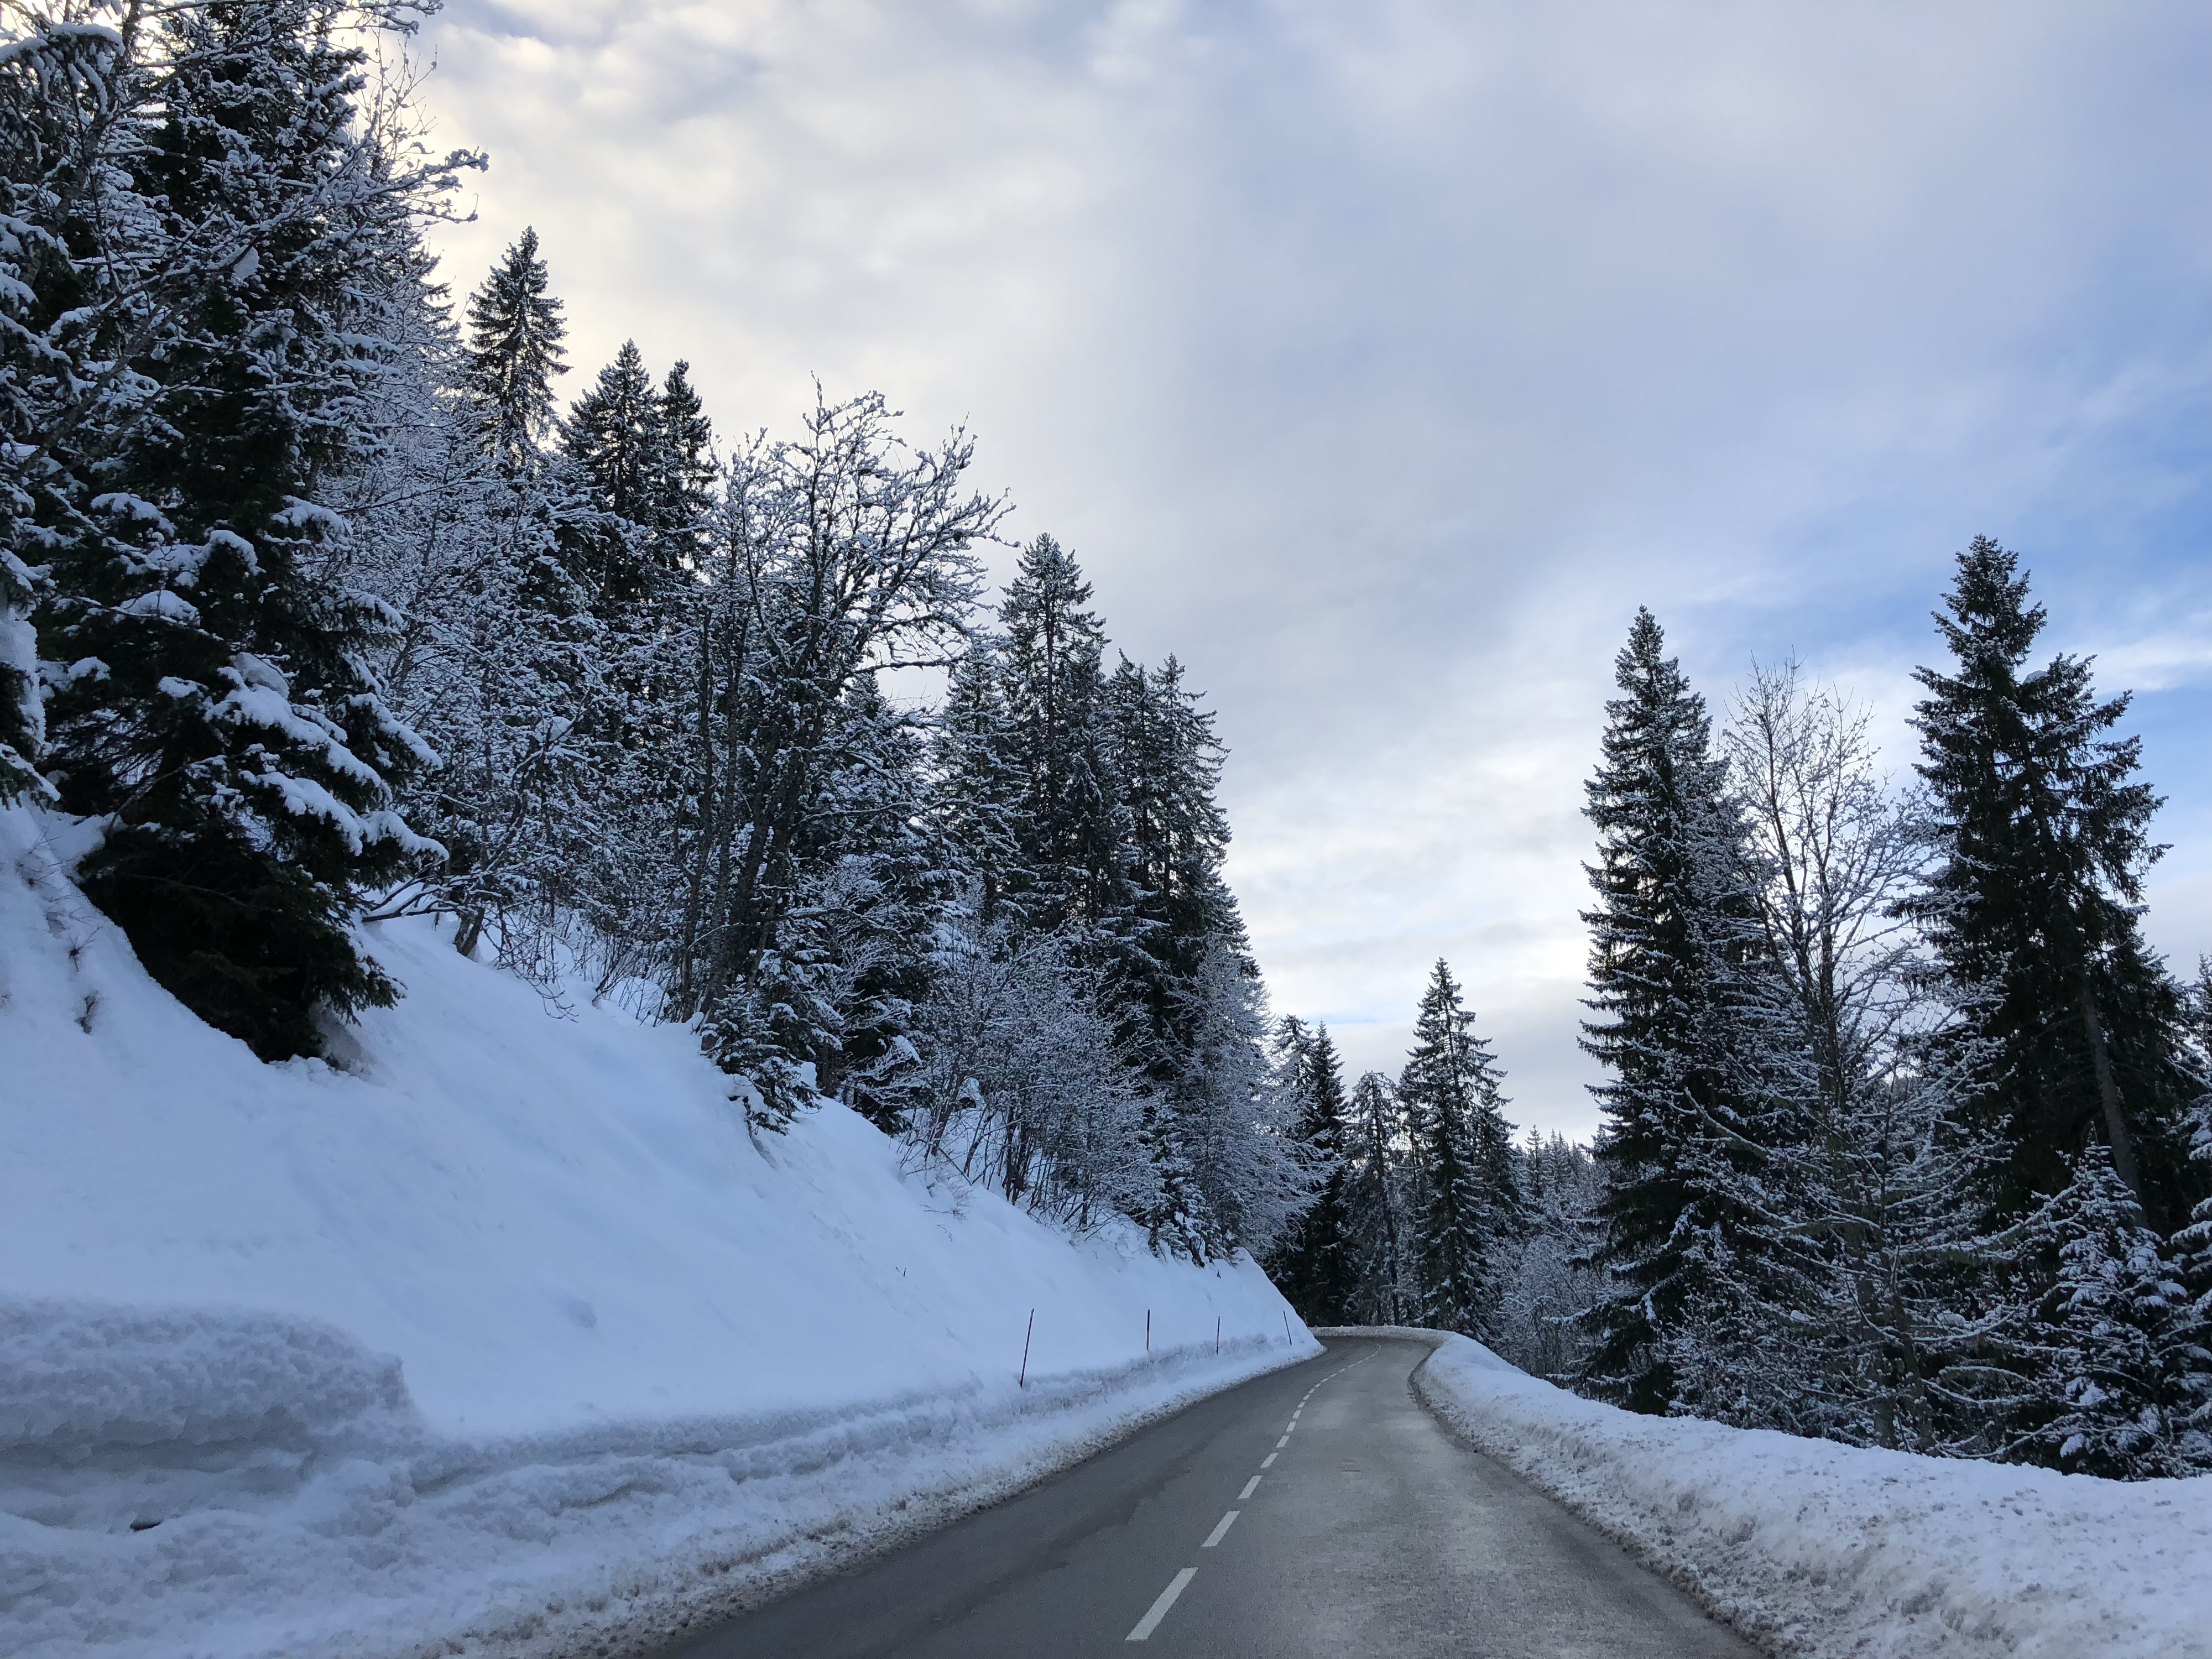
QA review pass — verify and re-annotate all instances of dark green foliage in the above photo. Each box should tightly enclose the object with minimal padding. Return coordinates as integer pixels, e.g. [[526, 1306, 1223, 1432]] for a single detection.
[[1401, 960, 1520, 1339], [559, 340, 667, 610], [465, 226, 568, 469], [1340, 1070, 1411, 1324], [2012, 1144, 2199, 1478], [1907, 538, 2199, 1229], [33, 1, 450, 1060], [1263, 1020, 1358, 1324], [1574, 609, 1798, 1415], [997, 534, 1128, 934]]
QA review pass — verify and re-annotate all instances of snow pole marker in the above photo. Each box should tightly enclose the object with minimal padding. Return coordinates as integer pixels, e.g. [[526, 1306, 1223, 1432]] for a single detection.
[[1215, 1316, 1220, 1353], [1282, 1312, 1291, 1344], [1145, 1308, 1150, 1352], [1019, 1308, 1034, 1388]]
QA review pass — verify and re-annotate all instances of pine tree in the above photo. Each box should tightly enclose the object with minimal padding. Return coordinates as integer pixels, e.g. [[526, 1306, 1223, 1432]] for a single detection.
[[0, 13, 109, 804], [1264, 1020, 1358, 1324], [559, 339, 666, 611], [2013, 1144, 2197, 1477], [1, 546, 44, 801], [931, 640, 1025, 926], [1400, 961, 1519, 1339], [1342, 1070, 1411, 1324], [997, 534, 1128, 935], [463, 226, 568, 470], [649, 359, 717, 572], [1908, 538, 2199, 1229], [1575, 609, 1803, 1416], [36, 0, 453, 1059]]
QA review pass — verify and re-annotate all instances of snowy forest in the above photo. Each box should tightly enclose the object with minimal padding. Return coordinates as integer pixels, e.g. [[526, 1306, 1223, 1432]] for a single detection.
[[1265, 558, 2212, 1483], [0, 3, 1302, 1264], [6, 1, 2210, 1493]]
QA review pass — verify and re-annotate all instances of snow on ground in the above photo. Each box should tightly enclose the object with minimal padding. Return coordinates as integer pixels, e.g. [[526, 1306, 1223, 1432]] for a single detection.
[[1327, 1326, 2212, 1659], [0, 804, 1316, 1659]]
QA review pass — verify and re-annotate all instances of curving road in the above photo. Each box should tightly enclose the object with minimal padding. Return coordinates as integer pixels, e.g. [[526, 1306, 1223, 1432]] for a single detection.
[[660, 1337, 1760, 1658]]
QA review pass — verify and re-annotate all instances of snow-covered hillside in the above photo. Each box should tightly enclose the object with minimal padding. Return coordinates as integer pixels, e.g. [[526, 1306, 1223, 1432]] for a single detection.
[[1343, 1326, 2212, 1659], [0, 806, 1315, 1659]]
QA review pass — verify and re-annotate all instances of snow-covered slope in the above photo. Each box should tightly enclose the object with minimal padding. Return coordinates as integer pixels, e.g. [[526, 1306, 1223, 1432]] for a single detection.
[[0, 806, 1316, 1659], [1334, 1326, 2212, 1659]]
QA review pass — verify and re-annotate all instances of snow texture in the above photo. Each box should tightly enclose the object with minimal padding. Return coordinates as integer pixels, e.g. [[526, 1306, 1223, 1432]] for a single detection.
[[0, 804, 1316, 1659], [1327, 1326, 2212, 1659]]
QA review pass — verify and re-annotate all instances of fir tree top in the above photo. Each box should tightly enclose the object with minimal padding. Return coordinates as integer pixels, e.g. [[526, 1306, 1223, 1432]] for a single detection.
[[466, 227, 569, 466]]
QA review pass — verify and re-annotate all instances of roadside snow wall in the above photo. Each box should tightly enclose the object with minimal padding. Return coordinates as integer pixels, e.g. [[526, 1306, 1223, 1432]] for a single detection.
[[1323, 1326, 2211, 1659], [0, 804, 1317, 1659]]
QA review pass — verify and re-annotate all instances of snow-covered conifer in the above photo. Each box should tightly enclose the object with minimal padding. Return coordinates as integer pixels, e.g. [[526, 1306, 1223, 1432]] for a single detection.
[[1907, 538, 2198, 1229], [36, 1, 462, 1058], [463, 226, 568, 469], [1341, 1070, 1411, 1324], [1263, 1020, 1358, 1324], [1399, 960, 1520, 1339], [1575, 609, 1806, 1416], [997, 534, 1127, 934], [2013, 1144, 2197, 1478]]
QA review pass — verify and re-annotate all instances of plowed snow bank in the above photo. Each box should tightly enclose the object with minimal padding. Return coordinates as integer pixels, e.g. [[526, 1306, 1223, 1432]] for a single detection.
[[0, 805, 1314, 1658]]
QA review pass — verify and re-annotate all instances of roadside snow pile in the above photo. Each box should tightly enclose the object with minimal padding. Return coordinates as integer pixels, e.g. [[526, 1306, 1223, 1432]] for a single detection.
[[0, 804, 1315, 1659], [1335, 1326, 2212, 1659]]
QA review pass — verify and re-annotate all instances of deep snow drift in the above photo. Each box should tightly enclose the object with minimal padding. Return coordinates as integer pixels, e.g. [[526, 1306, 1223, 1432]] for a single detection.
[[1332, 1326, 2212, 1659], [0, 805, 1315, 1659]]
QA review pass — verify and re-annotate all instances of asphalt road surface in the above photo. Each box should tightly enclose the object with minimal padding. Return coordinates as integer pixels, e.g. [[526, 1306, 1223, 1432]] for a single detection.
[[661, 1337, 1761, 1658]]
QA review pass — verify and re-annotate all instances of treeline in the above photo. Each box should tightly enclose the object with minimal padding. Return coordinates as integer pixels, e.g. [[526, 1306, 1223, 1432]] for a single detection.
[[1267, 551, 2212, 1478], [0, 4, 1300, 1262]]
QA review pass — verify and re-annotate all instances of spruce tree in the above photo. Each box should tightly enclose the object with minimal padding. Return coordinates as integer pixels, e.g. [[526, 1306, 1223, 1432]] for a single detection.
[[1575, 609, 1801, 1415], [559, 339, 666, 610], [1, 549, 44, 801], [2013, 1144, 2198, 1477], [650, 359, 717, 573], [463, 226, 568, 470], [1400, 960, 1519, 1339], [931, 640, 1026, 927], [1907, 538, 2198, 1229], [37, 0, 446, 1059], [1342, 1070, 1410, 1323], [1264, 1020, 1357, 1324], [997, 534, 1128, 934]]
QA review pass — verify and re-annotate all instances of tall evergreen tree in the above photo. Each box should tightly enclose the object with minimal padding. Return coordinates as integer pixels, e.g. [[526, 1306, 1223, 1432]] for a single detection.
[[463, 226, 567, 470], [1264, 1020, 1357, 1324], [649, 359, 717, 572], [1575, 609, 1802, 1416], [2011, 1144, 2199, 1477], [1342, 1070, 1411, 1324], [35, 0, 455, 1059], [997, 534, 1126, 933], [559, 339, 666, 611], [1907, 538, 2198, 1229], [931, 640, 1025, 927], [1400, 960, 1519, 1338]]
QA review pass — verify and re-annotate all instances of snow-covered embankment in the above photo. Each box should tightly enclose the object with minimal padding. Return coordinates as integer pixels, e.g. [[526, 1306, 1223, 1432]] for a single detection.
[[0, 806, 1316, 1659], [1327, 1326, 2210, 1659]]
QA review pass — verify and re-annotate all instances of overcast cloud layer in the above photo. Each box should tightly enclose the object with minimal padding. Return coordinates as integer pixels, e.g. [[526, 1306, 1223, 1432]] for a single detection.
[[416, 0, 2212, 1138]]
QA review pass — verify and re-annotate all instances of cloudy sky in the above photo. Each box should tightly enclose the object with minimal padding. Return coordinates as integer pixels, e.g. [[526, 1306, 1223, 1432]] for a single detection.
[[413, 0, 2212, 1139]]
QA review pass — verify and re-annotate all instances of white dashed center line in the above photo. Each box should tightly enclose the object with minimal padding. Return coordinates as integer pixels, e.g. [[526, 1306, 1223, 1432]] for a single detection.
[[1275, 1436, 1290, 1448], [1125, 1568, 1197, 1642], [1201, 1510, 1240, 1548], [1239, 1475, 1261, 1500], [1261, 1452, 1277, 1468]]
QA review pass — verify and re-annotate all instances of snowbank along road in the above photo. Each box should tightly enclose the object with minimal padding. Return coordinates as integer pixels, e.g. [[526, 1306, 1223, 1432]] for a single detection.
[[660, 1337, 1759, 1657]]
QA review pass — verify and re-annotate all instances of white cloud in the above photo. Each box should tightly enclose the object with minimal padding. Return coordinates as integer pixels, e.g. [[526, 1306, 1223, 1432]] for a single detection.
[[418, 0, 2212, 1136]]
